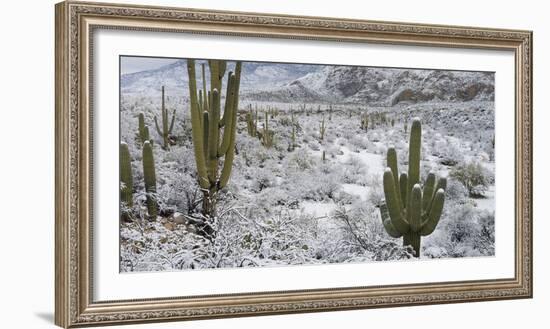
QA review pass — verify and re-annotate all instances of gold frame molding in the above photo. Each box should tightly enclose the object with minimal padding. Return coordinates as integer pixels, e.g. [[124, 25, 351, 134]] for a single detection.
[[55, 1, 533, 327]]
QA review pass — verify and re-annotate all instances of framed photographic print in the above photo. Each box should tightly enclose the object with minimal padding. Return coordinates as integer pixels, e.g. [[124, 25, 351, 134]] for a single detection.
[[55, 1, 533, 327]]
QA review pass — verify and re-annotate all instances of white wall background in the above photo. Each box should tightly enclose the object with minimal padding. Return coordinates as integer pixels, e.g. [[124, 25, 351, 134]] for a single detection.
[[0, 0, 546, 328]]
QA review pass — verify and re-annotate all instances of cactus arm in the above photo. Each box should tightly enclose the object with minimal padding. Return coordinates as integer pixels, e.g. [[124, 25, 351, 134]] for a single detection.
[[435, 177, 447, 192], [387, 147, 402, 207], [202, 111, 209, 169], [380, 203, 402, 238], [383, 168, 409, 234], [168, 109, 176, 134], [209, 60, 221, 94], [219, 104, 236, 189], [198, 90, 203, 113], [201, 63, 208, 112], [409, 184, 423, 232], [154, 116, 162, 136], [207, 89, 221, 182], [407, 118, 422, 192], [218, 73, 236, 154], [219, 73, 235, 129], [219, 62, 241, 188], [219, 61, 227, 80], [422, 172, 436, 212], [399, 172, 408, 210], [420, 189, 445, 236], [187, 59, 209, 189]]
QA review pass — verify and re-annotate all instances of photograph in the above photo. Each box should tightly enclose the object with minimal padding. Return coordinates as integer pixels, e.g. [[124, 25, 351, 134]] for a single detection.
[[51, 2, 534, 327], [119, 56, 496, 272]]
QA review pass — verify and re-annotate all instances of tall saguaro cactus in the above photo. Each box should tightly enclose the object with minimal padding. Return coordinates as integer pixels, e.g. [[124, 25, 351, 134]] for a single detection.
[[380, 118, 446, 257], [154, 86, 176, 150], [120, 142, 133, 208], [319, 116, 326, 140], [187, 59, 242, 217], [142, 141, 158, 219]]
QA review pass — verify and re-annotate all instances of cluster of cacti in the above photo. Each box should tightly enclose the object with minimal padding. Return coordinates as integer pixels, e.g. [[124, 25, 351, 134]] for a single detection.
[[138, 113, 151, 145], [154, 86, 176, 150], [262, 111, 274, 148], [360, 113, 369, 131], [120, 138, 160, 220], [319, 116, 327, 140], [246, 106, 259, 138], [379, 118, 447, 257], [142, 141, 158, 219], [120, 142, 133, 208], [187, 59, 242, 217]]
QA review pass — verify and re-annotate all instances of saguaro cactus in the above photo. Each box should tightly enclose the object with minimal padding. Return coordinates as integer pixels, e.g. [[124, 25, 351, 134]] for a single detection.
[[138, 113, 151, 145], [380, 118, 446, 257], [142, 141, 158, 219], [154, 86, 176, 150], [120, 142, 133, 208], [187, 59, 242, 217], [319, 116, 326, 140]]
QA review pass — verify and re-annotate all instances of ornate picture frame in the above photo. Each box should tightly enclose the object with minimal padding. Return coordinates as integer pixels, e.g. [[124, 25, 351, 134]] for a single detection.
[[55, 1, 532, 327]]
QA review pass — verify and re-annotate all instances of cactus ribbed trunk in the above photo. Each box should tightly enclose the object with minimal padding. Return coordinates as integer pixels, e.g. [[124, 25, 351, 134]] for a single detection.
[[120, 143, 133, 207], [403, 232, 421, 256], [142, 141, 158, 219]]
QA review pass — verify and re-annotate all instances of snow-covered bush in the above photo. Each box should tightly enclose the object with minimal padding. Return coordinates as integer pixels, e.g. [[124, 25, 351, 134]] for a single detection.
[[450, 161, 490, 197], [340, 155, 369, 186]]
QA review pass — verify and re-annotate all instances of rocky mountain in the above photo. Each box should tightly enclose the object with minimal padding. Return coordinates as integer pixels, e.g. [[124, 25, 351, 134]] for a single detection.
[[121, 58, 494, 106]]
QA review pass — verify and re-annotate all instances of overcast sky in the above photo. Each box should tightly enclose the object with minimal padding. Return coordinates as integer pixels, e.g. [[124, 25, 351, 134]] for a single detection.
[[120, 56, 179, 75]]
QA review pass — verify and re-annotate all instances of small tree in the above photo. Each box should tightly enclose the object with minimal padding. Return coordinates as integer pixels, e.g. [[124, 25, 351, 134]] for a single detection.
[[450, 161, 488, 198]]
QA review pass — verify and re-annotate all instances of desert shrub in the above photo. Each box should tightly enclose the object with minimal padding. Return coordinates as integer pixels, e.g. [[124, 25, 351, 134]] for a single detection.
[[332, 205, 414, 261], [340, 155, 369, 186], [445, 178, 469, 201], [450, 161, 489, 197], [300, 174, 340, 201], [437, 139, 464, 166], [333, 190, 359, 205], [285, 151, 315, 171], [423, 204, 495, 258], [349, 135, 369, 151], [249, 168, 276, 193]]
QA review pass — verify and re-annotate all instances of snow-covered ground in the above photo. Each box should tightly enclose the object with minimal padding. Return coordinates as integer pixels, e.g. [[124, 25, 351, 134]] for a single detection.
[[119, 59, 496, 272]]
